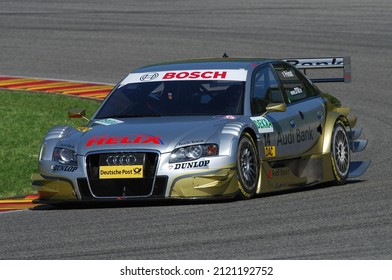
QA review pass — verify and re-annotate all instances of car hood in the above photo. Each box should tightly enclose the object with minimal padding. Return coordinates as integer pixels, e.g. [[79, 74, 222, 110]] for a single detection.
[[57, 116, 241, 155]]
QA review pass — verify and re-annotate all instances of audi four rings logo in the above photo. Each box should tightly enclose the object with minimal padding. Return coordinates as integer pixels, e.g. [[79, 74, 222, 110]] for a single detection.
[[140, 73, 159, 81], [106, 154, 137, 166]]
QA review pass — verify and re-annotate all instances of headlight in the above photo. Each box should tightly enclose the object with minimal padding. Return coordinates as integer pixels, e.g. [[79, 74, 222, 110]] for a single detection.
[[53, 147, 78, 165], [169, 144, 218, 163]]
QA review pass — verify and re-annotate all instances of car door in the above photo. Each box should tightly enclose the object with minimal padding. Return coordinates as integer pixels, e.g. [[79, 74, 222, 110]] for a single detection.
[[250, 64, 302, 159], [269, 63, 325, 157]]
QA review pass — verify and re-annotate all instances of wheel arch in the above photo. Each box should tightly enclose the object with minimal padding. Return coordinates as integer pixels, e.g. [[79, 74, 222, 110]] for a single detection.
[[322, 112, 350, 154], [241, 127, 259, 152]]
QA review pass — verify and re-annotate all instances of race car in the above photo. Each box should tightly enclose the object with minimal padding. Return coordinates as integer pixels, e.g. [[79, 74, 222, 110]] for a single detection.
[[32, 56, 370, 202]]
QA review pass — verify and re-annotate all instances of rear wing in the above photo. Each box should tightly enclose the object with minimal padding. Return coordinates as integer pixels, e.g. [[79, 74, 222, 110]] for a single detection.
[[283, 57, 351, 83]]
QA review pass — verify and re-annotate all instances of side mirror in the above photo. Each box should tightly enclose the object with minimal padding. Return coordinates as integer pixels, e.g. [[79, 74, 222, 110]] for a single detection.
[[266, 103, 286, 112], [68, 108, 86, 118], [68, 108, 89, 121]]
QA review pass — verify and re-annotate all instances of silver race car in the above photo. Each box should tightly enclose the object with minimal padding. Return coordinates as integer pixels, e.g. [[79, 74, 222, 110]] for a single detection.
[[32, 57, 370, 202]]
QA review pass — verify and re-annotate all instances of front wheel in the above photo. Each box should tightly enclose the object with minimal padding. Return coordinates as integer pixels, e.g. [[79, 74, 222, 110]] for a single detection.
[[331, 120, 350, 184], [236, 133, 260, 199]]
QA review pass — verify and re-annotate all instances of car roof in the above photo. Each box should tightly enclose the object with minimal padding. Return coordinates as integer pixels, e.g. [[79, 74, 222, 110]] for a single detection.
[[132, 57, 276, 73]]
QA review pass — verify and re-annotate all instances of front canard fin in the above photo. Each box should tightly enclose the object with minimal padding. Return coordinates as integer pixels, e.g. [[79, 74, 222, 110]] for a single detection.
[[348, 160, 371, 178]]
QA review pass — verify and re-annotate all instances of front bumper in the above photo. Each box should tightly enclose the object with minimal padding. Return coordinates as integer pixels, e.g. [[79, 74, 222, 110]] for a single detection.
[[32, 166, 239, 202]]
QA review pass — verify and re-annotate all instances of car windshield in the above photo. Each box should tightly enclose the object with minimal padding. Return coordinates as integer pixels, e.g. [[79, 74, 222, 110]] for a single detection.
[[94, 80, 245, 118]]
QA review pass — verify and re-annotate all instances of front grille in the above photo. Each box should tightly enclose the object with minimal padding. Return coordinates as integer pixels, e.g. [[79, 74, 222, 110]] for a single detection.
[[78, 176, 167, 199], [85, 152, 160, 198]]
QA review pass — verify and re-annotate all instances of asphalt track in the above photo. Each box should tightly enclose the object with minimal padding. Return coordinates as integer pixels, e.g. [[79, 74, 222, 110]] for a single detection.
[[0, 0, 391, 259]]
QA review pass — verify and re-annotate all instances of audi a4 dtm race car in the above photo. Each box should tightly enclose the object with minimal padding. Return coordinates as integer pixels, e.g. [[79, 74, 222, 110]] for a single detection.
[[32, 56, 370, 202]]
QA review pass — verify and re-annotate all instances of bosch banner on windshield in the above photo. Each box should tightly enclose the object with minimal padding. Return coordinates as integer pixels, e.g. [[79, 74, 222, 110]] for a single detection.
[[120, 69, 248, 85]]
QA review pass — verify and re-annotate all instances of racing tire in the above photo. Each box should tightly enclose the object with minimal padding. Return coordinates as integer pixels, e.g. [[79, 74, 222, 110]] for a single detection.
[[236, 133, 260, 199], [331, 120, 350, 184]]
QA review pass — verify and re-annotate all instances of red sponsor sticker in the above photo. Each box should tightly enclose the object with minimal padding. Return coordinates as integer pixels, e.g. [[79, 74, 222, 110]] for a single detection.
[[86, 135, 163, 147]]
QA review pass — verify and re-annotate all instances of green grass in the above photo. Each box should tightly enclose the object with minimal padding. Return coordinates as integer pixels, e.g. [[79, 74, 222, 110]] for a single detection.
[[0, 90, 101, 198]]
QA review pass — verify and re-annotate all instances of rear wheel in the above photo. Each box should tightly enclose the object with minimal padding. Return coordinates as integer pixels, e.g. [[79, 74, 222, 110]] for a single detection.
[[331, 120, 350, 184], [237, 133, 259, 199]]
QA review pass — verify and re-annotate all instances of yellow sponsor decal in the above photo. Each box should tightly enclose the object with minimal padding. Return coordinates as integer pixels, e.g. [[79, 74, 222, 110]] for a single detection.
[[99, 165, 143, 179], [264, 146, 276, 158]]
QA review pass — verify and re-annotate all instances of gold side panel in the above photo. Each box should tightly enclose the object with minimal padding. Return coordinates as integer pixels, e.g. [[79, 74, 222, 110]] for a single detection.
[[258, 153, 336, 194]]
